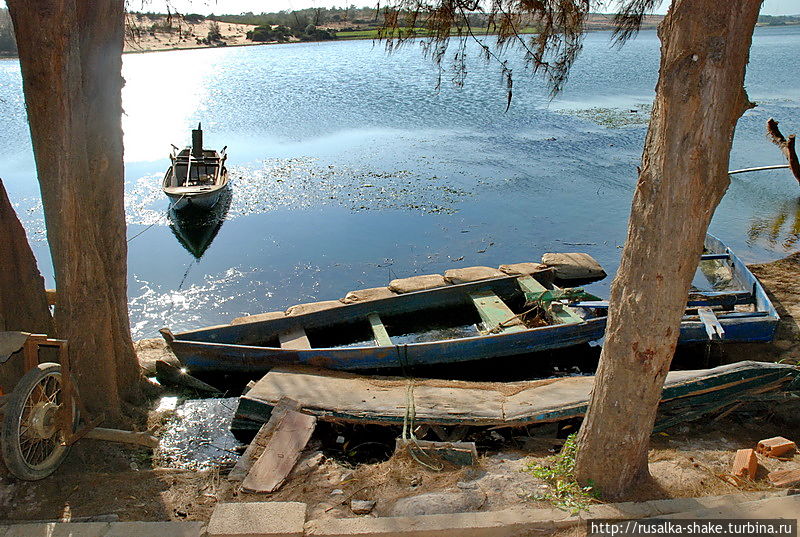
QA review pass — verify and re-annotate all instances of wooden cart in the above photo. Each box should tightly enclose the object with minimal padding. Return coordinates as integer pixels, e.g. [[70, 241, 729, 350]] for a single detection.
[[0, 331, 102, 480]]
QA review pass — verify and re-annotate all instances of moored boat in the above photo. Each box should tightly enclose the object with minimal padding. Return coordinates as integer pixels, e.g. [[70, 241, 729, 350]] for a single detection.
[[160, 234, 779, 375], [162, 123, 229, 211]]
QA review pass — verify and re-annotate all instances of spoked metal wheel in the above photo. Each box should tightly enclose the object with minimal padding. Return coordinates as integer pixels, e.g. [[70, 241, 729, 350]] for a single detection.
[[1, 363, 76, 480]]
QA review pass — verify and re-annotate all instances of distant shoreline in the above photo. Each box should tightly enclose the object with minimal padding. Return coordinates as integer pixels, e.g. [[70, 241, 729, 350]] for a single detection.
[[0, 20, 797, 61]]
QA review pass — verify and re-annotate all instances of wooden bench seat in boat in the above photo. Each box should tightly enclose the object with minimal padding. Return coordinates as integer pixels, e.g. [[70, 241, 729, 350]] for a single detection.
[[469, 290, 525, 334], [278, 326, 311, 350]]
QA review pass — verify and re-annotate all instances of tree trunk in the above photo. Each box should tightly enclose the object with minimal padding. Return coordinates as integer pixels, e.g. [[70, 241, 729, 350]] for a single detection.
[[574, 0, 760, 498], [7, 0, 142, 423], [0, 178, 54, 390]]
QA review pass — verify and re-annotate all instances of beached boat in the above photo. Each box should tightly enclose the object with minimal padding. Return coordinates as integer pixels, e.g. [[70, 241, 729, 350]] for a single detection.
[[231, 361, 799, 435], [160, 234, 779, 375], [162, 123, 229, 211]]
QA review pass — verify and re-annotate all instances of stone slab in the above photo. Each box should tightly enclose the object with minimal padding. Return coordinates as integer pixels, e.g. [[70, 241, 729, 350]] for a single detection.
[[306, 508, 571, 537], [104, 521, 206, 537], [655, 495, 800, 520], [5, 523, 110, 537], [207, 501, 306, 537]]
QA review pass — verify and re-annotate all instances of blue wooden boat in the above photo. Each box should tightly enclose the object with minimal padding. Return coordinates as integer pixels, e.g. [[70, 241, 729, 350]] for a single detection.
[[160, 234, 779, 375]]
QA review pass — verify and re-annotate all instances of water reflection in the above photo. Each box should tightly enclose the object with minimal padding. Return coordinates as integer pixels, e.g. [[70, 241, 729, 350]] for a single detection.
[[747, 197, 800, 251], [167, 188, 232, 259]]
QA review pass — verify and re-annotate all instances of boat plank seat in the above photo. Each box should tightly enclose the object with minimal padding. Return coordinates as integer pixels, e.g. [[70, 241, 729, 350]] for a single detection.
[[517, 275, 550, 302], [469, 290, 525, 334], [278, 325, 311, 350], [698, 306, 725, 340], [517, 276, 583, 325], [367, 313, 393, 347]]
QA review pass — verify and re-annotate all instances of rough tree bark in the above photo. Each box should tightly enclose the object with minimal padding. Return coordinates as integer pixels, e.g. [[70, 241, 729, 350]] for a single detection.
[[574, 0, 761, 498], [7, 0, 142, 422], [0, 179, 54, 390]]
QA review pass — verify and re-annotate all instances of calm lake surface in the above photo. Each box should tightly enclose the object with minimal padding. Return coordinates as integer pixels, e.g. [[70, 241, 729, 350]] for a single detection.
[[1, 27, 799, 339]]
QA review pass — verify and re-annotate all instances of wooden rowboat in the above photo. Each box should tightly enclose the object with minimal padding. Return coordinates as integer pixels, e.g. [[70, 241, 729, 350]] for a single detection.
[[160, 234, 779, 375], [231, 361, 799, 435], [162, 123, 229, 211]]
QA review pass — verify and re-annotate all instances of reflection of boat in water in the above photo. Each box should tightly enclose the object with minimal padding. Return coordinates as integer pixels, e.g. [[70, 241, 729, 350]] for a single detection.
[[168, 189, 231, 259], [163, 123, 229, 211]]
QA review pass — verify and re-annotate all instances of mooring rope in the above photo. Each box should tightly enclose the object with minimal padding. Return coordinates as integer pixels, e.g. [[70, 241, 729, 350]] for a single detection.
[[127, 192, 188, 243], [397, 344, 443, 471]]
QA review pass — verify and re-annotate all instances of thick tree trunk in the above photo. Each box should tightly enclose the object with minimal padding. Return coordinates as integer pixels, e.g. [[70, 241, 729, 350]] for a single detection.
[[0, 179, 54, 390], [7, 0, 142, 422], [574, 0, 760, 498]]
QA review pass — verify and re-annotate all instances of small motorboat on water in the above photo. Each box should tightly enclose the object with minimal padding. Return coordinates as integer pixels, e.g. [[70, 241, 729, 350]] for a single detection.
[[163, 123, 229, 211]]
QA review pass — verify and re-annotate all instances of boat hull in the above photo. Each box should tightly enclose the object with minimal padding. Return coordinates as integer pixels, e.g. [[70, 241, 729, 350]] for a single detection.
[[167, 186, 226, 211], [162, 234, 779, 375]]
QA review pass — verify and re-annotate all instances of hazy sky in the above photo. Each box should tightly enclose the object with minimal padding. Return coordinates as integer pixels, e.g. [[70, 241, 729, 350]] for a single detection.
[[1, 0, 797, 17], [121, 0, 799, 17]]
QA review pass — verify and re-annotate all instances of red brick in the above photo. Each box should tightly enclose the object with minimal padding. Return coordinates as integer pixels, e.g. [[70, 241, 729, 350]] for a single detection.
[[731, 449, 758, 478], [767, 469, 800, 488], [756, 437, 797, 458]]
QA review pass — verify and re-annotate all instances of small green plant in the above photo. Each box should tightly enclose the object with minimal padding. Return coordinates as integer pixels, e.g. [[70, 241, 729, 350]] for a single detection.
[[525, 433, 600, 513]]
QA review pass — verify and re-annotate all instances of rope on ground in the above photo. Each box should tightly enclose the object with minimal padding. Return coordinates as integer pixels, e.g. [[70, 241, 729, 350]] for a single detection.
[[398, 344, 443, 471]]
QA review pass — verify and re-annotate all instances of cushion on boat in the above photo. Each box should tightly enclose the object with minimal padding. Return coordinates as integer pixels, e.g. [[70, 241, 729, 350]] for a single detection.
[[541, 252, 606, 280], [388, 274, 449, 294], [342, 287, 397, 304], [498, 262, 549, 276], [285, 300, 345, 316], [443, 266, 506, 284], [231, 311, 286, 325]]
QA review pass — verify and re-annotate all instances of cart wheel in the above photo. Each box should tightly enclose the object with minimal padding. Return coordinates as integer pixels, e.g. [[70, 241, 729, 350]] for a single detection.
[[1, 363, 77, 480]]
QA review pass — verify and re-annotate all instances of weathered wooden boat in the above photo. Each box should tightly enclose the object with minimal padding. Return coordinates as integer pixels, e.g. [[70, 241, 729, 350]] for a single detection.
[[162, 123, 229, 211], [231, 361, 800, 435], [160, 234, 779, 375]]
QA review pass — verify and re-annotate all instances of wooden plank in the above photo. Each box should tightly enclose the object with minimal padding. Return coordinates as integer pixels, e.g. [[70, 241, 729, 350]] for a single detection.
[[235, 362, 798, 429], [548, 302, 585, 325], [517, 276, 583, 325], [517, 275, 550, 302], [82, 428, 158, 448], [395, 439, 478, 466], [469, 289, 525, 333], [700, 253, 730, 260], [228, 397, 301, 483], [241, 408, 317, 493], [241, 366, 508, 425], [367, 312, 393, 347], [572, 289, 753, 310], [698, 306, 725, 340], [279, 325, 311, 350]]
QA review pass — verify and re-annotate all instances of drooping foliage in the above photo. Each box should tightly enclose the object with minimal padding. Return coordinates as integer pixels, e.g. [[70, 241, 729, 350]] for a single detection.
[[379, 0, 664, 104]]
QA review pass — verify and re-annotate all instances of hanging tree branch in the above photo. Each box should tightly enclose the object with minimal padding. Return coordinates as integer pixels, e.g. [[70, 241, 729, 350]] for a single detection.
[[378, 0, 595, 104], [766, 118, 800, 185]]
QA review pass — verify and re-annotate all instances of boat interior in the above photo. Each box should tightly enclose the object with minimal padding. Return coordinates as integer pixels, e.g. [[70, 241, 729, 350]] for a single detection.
[[169, 149, 222, 187]]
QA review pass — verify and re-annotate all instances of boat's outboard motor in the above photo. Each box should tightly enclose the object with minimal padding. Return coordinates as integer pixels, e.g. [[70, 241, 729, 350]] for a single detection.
[[192, 122, 203, 159]]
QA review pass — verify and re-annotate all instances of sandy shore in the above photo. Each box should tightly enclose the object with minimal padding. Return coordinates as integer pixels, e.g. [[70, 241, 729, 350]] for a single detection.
[[123, 18, 261, 54]]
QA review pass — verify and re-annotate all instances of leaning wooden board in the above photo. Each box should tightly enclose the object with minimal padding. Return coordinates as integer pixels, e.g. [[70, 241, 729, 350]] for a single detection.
[[234, 361, 799, 430]]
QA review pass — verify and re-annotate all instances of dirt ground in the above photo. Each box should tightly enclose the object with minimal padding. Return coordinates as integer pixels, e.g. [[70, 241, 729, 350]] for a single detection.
[[1, 253, 798, 524]]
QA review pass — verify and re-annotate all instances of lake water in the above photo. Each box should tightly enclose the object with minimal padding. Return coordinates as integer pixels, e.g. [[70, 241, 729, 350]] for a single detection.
[[1, 27, 799, 339]]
